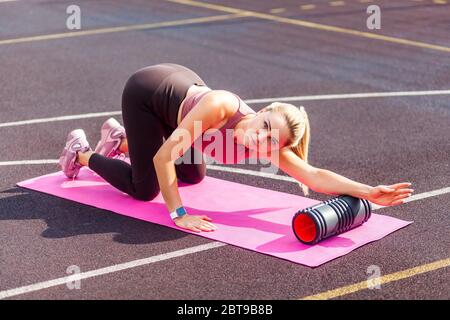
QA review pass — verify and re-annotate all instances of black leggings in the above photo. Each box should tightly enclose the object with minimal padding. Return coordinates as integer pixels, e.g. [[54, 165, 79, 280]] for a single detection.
[[88, 63, 207, 201]]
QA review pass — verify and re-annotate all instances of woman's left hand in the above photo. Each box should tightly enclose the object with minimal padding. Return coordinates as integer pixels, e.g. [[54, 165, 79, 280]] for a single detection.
[[367, 182, 414, 206]]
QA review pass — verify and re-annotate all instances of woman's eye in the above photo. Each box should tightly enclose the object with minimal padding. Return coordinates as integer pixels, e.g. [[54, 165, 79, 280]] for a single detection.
[[264, 121, 268, 129]]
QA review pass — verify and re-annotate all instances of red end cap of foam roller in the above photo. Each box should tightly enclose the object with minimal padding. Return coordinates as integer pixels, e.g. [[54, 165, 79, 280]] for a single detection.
[[293, 213, 317, 244]]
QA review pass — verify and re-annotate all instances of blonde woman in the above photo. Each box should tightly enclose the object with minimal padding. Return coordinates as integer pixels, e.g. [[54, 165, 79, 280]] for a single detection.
[[59, 63, 414, 233]]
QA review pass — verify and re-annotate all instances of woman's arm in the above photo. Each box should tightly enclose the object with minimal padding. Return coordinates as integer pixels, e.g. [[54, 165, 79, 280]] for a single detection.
[[311, 168, 372, 197], [265, 147, 320, 193], [153, 92, 228, 213], [313, 169, 413, 206], [267, 148, 413, 205]]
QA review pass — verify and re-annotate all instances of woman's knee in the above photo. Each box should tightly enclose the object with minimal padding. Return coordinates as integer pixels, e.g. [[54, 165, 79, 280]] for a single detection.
[[132, 189, 159, 201], [181, 173, 205, 184], [132, 181, 160, 201], [176, 166, 206, 184]]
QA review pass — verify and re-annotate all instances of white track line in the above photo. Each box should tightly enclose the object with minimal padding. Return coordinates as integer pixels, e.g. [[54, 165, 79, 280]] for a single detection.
[[206, 164, 297, 182], [246, 90, 450, 104], [404, 187, 450, 202], [1, 90, 449, 128], [0, 242, 226, 299], [0, 159, 59, 166], [0, 159, 296, 183], [3, 158, 449, 209], [0, 111, 121, 128]]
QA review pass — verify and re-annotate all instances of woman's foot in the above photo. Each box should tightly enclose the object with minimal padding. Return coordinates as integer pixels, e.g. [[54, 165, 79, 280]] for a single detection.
[[77, 150, 95, 167], [94, 117, 127, 158], [59, 129, 92, 178]]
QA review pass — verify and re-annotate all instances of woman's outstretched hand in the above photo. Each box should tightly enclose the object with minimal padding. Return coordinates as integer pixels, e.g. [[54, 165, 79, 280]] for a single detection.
[[173, 214, 218, 232], [367, 182, 414, 206]]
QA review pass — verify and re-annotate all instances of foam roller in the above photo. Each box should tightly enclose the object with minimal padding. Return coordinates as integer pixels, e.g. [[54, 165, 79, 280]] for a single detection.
[[292, 195, 373, 245]]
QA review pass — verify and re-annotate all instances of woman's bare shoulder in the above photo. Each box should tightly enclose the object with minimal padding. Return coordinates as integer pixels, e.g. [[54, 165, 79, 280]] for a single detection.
[[204, 89, 235, 100], [206, 90, 240, 115]]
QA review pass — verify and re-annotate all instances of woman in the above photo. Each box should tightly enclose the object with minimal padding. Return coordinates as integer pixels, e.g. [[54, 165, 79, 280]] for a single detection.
[[59, 63, 414, 233]]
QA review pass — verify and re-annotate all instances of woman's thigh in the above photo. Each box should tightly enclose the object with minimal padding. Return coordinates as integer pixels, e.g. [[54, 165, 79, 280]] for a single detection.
[[121, 76, 167, 196], [121, 63, 207, 189]]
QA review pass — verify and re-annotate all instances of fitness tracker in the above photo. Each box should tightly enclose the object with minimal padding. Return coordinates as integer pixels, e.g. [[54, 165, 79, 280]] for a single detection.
[[170, 206, 187, 220]]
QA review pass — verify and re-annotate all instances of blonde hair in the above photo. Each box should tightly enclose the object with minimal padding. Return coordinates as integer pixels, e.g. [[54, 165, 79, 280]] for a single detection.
[[261, 102, 311, 196]]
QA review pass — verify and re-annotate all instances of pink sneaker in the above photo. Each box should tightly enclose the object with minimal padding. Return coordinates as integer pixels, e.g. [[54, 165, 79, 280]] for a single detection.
[[94, 117, 126, 158], [59, 129, 92, 179]]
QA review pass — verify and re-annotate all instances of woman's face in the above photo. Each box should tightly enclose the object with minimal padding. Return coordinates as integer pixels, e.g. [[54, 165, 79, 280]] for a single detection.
[[234, 110, 291, 152]]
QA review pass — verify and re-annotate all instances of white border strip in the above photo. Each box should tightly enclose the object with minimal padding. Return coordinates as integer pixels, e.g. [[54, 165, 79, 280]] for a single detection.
[[1, 90, 449, 128]]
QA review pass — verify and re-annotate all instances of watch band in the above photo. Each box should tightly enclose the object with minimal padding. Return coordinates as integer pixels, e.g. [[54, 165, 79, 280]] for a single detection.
[[170, 206, 187, 220]]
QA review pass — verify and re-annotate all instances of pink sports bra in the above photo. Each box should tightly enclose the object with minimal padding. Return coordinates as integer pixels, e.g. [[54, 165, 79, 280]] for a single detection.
[[180, 89, 256, 164], [181, 90, 255, 134]]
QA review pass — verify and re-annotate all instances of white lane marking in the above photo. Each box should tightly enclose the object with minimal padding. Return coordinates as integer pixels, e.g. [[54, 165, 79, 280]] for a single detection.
[[207, 164, 297, 182], [4, 158, 449, 209], [403, 187, 450, 202], [0, 111, 121, 128], [0, 242, 226, 299], [246, 90, 450, 104], [207, 166, 450, 209], [0, 159, 59, 166], [0, 0, 18, 3], [1, 90, 449, 128]]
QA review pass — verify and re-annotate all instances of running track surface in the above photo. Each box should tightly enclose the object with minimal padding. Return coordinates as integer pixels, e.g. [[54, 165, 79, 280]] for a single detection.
[[0, 0, 449, 299]]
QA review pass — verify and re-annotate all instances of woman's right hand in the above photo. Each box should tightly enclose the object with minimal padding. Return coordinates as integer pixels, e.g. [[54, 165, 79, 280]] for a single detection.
[[173, 214, 218, 232]]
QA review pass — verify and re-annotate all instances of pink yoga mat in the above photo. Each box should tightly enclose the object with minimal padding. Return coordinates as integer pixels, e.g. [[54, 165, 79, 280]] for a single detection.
[[17, 162, 412, 267]]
